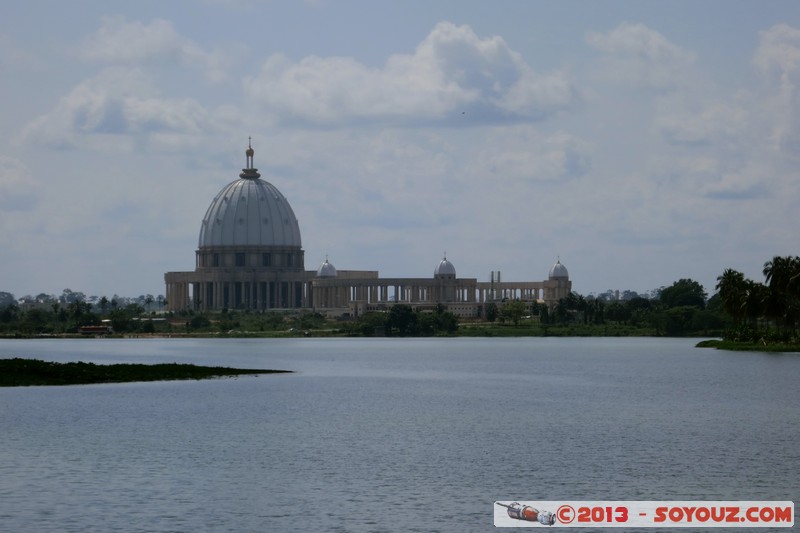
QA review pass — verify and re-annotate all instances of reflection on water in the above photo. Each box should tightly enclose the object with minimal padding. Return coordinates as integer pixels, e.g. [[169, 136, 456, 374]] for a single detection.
[[1, 337, 798, 532]]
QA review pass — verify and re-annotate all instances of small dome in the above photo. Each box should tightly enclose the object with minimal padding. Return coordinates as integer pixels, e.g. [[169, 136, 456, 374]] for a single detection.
[[317, 258, 337, 278], [549, 259, 569, 280], [434, 255, 456, 278]]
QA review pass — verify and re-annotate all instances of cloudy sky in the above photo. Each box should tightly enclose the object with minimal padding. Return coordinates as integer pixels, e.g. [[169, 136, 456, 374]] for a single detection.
[[2, 0, 799, 300]]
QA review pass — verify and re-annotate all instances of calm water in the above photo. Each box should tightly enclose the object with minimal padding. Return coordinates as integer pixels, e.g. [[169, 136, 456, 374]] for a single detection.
[[0, 337, 797, 532]]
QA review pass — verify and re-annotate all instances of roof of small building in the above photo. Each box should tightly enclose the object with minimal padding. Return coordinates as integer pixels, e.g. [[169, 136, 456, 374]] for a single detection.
[[434, 255, 456, 277], [549, 258, 569, 280], [316, 258, 337, 278]]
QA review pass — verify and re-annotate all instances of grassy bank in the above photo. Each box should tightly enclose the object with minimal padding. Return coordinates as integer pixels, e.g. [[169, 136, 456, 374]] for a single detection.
[[456, 322, 658, 337], [0, 358, 291, 387], [695, 340, 800, 353]]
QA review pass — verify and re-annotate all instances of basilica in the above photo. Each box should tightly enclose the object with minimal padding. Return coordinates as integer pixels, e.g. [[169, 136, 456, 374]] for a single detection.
[[164, 143, 571, 317]]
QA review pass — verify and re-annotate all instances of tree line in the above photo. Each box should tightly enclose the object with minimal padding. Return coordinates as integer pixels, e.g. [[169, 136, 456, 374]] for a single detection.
[[487, 255, 798, 341], [484, 277, 723, 336], [1, 256, 797, 339], [0, 289, 164, 335]]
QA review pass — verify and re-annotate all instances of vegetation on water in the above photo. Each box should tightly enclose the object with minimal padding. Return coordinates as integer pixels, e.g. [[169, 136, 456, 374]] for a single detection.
[[0, 256, 797, 351], [695, 339, 799, 352], [704, 255, 800, 352], [0, 358, 290, 387]]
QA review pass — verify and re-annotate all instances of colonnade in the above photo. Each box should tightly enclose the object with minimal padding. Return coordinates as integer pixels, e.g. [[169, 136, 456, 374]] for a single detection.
[[192, 280, 307, 310], [476, 284, 541, 303], [165, 273, 571, 313], [311, 278, 478, 309], [164, 274, 311, 311]]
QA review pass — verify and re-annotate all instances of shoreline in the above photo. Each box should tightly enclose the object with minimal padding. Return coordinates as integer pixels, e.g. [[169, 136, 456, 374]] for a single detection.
[[3, 333, 798, 354]]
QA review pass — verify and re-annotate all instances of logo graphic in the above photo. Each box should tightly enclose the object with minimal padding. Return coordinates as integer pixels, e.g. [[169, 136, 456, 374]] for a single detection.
[[496, 502, 556, 525], [493, 501, 794, 528]]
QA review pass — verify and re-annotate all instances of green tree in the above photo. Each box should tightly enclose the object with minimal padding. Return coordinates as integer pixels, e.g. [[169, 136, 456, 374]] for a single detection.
[[416, 312, 435, 336], [660, 279, 707, 309], [430, 304, 458, 334], [500, 300, 527, 326], [355, 312, 387, 336], [539, 304, 550, 325], [742, 280, 768, 329], [691, 308, 728, 335], [296, 312, 325, 330], [387, 304, 416, 336], [189, 314, 211, 330], [106, 304, 143, 333], [485, 302, 498, 322], [0, 304, 19, 324], [590, 297, 604, 325], [606, 301, 630, 324], [21, 308, 51, 334], [663, 306, 697, 335], [626, 297, 652, 327], [0, 291, 15, 308], [763, 255, 800, 332], [553, 299, 570, 324], [715, 269, 747, 324]]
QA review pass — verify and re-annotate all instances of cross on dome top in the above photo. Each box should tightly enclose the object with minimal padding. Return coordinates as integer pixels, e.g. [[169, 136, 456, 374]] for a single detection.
[[240, 137, 261, 179]]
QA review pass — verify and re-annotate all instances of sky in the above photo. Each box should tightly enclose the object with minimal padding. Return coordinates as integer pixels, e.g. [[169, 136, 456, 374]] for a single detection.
[[1, 0, 799, 300]]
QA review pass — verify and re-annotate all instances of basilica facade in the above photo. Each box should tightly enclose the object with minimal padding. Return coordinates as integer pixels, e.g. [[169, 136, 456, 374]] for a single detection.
[[164, 144, 571, 317]]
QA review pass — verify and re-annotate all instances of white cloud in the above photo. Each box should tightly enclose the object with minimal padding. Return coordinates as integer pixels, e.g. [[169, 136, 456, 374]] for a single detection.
[[754, 24, 800, 157], [586, 23, 695, 89], [18, 68, 213, 150], [754, 23, 800, 77], [650, 100, 771, 201], [244, 22, 574, 126], [648, 23, 800, 203], [0, 155, 40, 211], [655, 101, 747, 146], [0, 33, 41, 69], [4, 6, 800, 298], [468, 127, 591, 183], [78, 17, 231, 82]]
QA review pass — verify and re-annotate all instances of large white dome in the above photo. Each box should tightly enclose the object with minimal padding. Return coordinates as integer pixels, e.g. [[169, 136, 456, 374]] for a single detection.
[[198, 147, 301, 249]]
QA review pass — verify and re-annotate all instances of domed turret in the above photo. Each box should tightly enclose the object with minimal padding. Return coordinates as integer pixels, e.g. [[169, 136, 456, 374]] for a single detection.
[[317, 257, 337, 278], [549, 258, 569, 280], [434, 254, 456, 279], [197, 142, 302, 249]]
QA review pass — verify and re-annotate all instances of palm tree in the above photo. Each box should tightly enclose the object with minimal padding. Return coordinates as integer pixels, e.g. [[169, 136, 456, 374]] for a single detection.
[[763, 256, 800, 332], [763, 256, 795, 288], [742, 280, 768, 329], [716, 269, 747, 325]]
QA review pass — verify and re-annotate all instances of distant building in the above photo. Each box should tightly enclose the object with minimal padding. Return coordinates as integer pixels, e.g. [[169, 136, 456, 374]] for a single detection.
[[165, 143, 571, 316]]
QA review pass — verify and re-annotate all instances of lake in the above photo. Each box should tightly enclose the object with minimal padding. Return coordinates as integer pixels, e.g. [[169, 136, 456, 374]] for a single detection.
[[0, 337, 797, 532]]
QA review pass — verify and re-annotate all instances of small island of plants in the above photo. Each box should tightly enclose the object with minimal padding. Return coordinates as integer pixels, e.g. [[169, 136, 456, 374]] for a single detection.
[[0, 358, 291, 387]]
